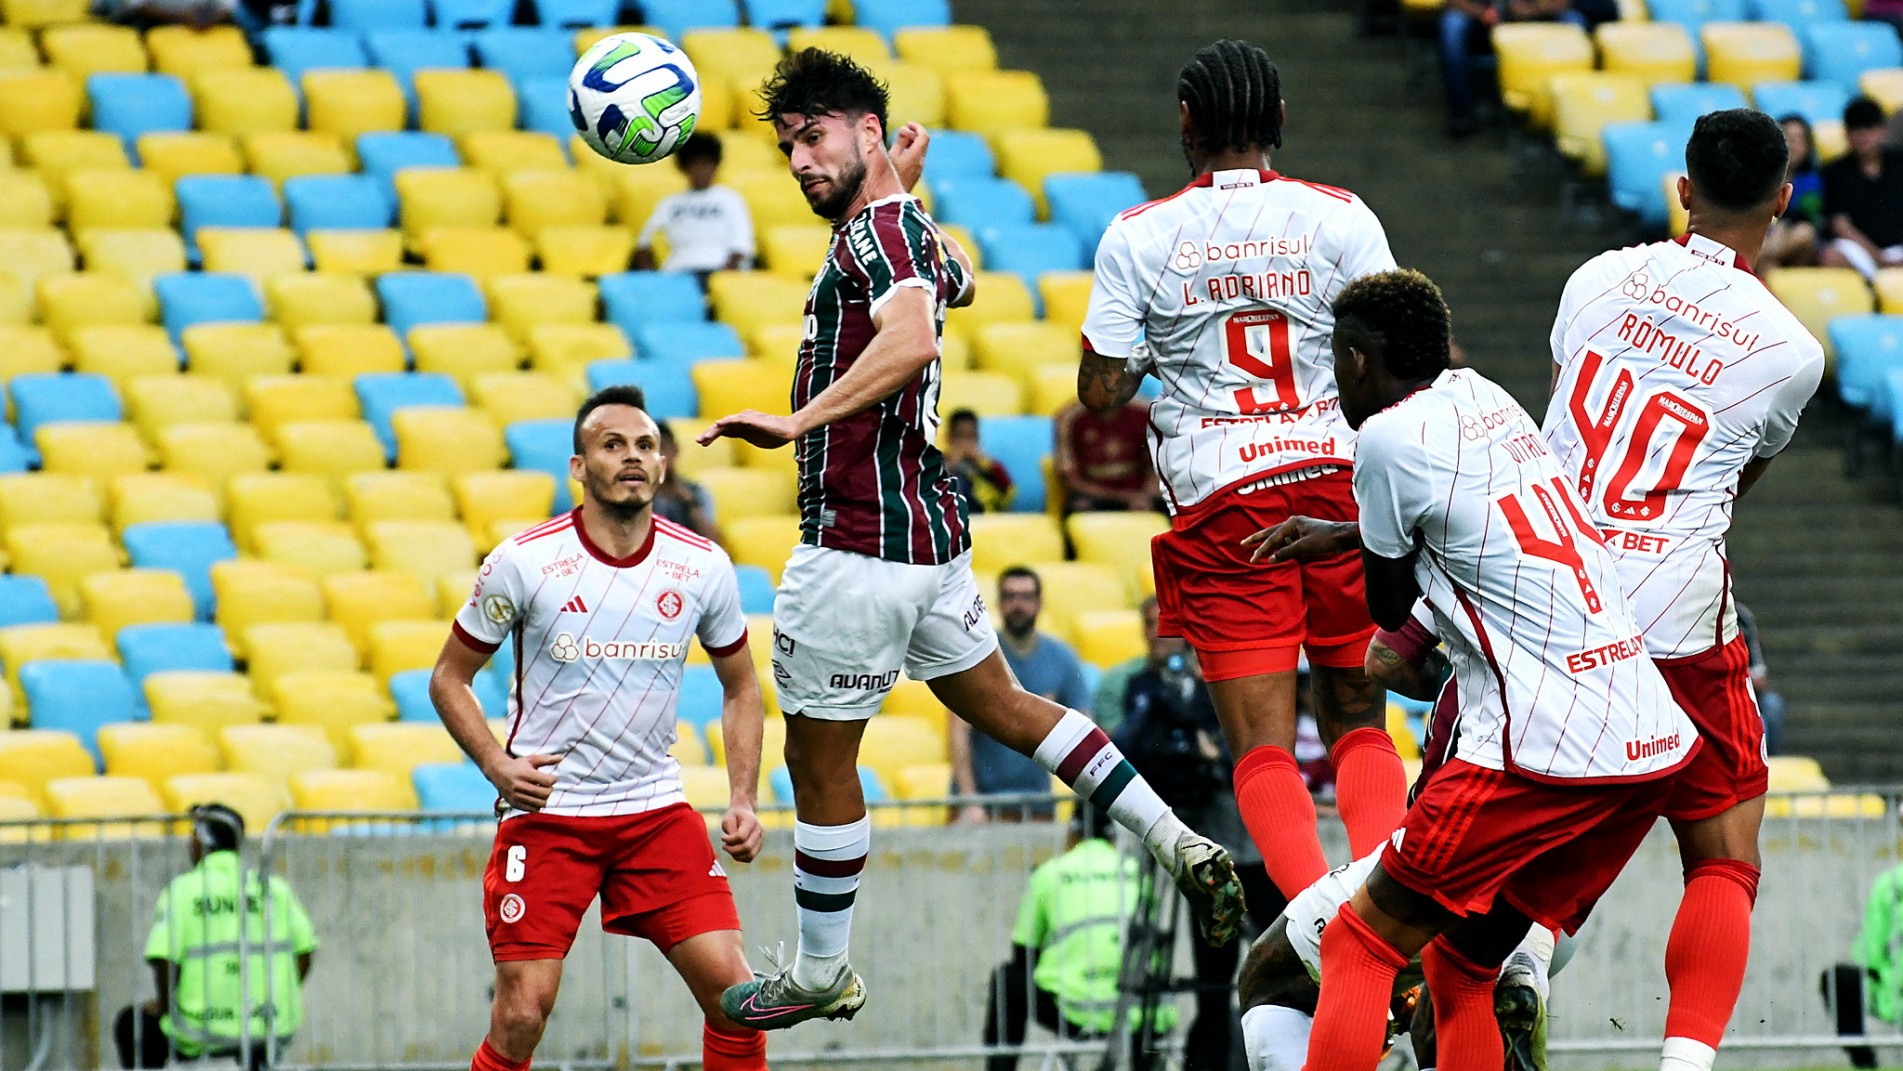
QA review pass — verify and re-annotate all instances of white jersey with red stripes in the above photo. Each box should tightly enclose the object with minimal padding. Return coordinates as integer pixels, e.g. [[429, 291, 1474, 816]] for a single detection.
[[452, 508, 748, 818], [1081, 167, 1397, 512], [1356, 368, 1697, 783], [1542, 233, 1824, 658]]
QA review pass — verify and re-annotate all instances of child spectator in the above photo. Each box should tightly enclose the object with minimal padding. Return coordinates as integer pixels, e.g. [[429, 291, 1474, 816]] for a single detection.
[[943, 408, 1014, 514], [634, 133, 755, 276]]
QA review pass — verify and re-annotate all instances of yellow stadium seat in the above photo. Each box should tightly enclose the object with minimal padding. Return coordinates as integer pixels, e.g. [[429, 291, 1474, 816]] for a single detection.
[[0, 27, 33, 69], [994, 129, 1101, 216], [366, 619, 447, 688], [305, 229, 403, 276], [535, 225, 636, 277], [210, 561, 325, 652], [1594, 22, 1696, 87], [526, 323, 632, 388], [148, 670, 267, 733], [451, 471, 555, 542], [876, 61, 947, 129], [1814, 119, 1848, 165], [760, 224, 832, 281], [0, 70, 82, 140], [435, 571, 476, 618], [670, 730, 709, 768], [343, 471, 454, 532], [122, 376, 235, 442], [253, 521, 368, 579], [937, 223, 982, 275], [136, 132, 244, 186], [858, 716, 946, 790], [680, 27, 779, 110], [350, 723, 462, 777], [1703, 22, 1800, 92], [1071, 609, 1146, 667], [37, 423, 151, 481], [939, 370, 1024, 417], [1016, 560, 1127, 639], [418, 226, 531, 276], [0, 0, 87, 30], [0, 327, 64, 388], [219, 723, 336, 789], [276, 420, 389, 484], [321, 570, 438, 656], [106, 474, 220, 534], [706, 716, 785, 770], [945, 70, 1049, 136], [606, 160, 689, 228], [197, 228, 306, 281], [1863, 68, 1903, 113], [0, 268, 33, 325], [945, 271, 1035, 341], [501, 168, 608, 237], [242, 621, 360, 700], [263, 272, 375, 331], [396, 168, 503, 240], [894, 26, 998, 75], [716, 130, 780, 176], [153, 422, 271, 485], [691, 359, 788, 419], [246, 376, 361, 449], [484, 274, 597, 343], [0, 730, 94, 808], [365, 520, 479, 586], [458, 130, 567, 176], [0, 230, 78, 296], [303, 70, 405, 144], [42, 24, 147, 80], [79, 568, 195, 643], [69, 324, 179, 387], [65, 169, 174, 237], [273, 670, 395, 759], [1066, 511, 1166, 598], [1491, 23, 1594, 129], [99, 722, 219, 792], [23, 131, 130, 210], [1663, 170, 1690, 237], [415, 69, 515, 135], [891, 761, 952, 823], [695, 468, 797, 521], [0, 172, 52, 231], [146, 25, 252, 81], [1766, 754, 1829, 792], [787, 25, 891, 61], [0, 474, 103, 528], [1765, 268, 1874, 361], [161, 772, 286, 833], [968, 513, 1064, 573], [77, 229, 187, 303], [241, 131, 350, 189], [292, 324, 406, 378], [43, 776, 169, 836], [226, 473, 338, 553], [191, 68, 298, 135], [1876, 268, 1903, 315], [181, 322, 294, 391], [0, 624, 110, 703], [972, 321, 1080, 389], [469, 372, 578, 430], [748, 322, 804, 367], [39, 272, 148, 342], [726, 171, 819, 234], [722, 514, 800, 583], [391, 408, 508, 474], [1551, 73, 1651, 176], [706, 270, 809, 337], [1025, 362, 1080, 418]]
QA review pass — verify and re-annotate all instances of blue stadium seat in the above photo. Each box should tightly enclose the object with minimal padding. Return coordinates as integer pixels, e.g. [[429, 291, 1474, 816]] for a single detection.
[[1602, 121, 1688, 231], [853, 0, 950, 41], [1650, 82, 1748, 127], [175, 175, 282, 261], [261, 28, 369, 89], [745, 0, 825, 43], [977, 223, 1086, 300], [20, 661, 136, 765], [1832, 315, 1903, 411], [474, 665, 506, 717], [284, 174, 396, 235], [393, 663, 504, 720], [155, 273, 264, 344], [376, 272, 487, 340], [532, 0, 618, 26], [118, 623, 234, 704], [517, 75, 576, 139], [472, 28, 575, 83], [363, 30, 470, 106], [357, 132, 461, 199], [599, 272, 705, 332], [505, 419, 576, 511], [586, 358, 697, 419], [89, 74, 192, 155], [769, 765, 887, 806], [1884, 368, 1903, 451], [630, 321, 744, 364], [308, 0, 427, 30], [433, 0, 512, 28], [0, 576, 59, 629], [356, 372, 467, 459], [12, 373, 121, 450], [931, 177, 1035, 229], [0, 429, 29, 474], [1045, 171, 1147, 253], [734, 564, 775, 615], [488, 634, 514, 683], [639, 0, 739, 39], [1750, 0, 1847, 42], [979, 415, 1051, 513], [677, 664, 723, 730], [923, 130, 995, 182], [1807, 23, 1903, 93], [414, 763, 496, 814], [1751, 80, 1850, 126], [123, 523, 238, 621], [1646, 0, 1747, 65]]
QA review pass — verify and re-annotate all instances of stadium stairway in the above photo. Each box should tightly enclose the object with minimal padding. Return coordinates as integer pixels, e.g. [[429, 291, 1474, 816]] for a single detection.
[[954, 0, 1903, 780]]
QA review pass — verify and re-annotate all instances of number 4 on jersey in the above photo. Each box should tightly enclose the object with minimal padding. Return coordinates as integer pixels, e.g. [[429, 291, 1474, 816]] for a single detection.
[[1566, 348, 1711, 522], [1498, 478, 1607, 613]]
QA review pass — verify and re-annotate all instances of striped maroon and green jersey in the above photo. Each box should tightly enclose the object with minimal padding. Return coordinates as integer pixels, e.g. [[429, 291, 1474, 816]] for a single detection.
[[793, 194, 973, 565]]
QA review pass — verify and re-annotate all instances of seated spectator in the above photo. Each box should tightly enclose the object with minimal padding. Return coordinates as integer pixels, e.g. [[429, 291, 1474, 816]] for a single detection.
[[1820, 97, 1903, 280], [1735, 603, 1788, 756], [96, 0, 289, 28], [652, 423, 721, 543], [1055, 399, 1161, 514], [1760, 116, 1825, 269], [634, 133, 755, 276], [944, 408, 1014, 514], [1091, 595, 1161, 736], [1440, 0, 1618, 137]]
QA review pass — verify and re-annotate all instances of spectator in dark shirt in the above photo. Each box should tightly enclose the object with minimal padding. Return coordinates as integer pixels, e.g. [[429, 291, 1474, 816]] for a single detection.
[[1761, 115, 1824, 269], [1439, 0, 1618, 137], [1735, 603, 1787, 756], [1055, 400, 1160, 514], [651, 423, 722, 543], [943, 408, 1014, 514], [1820, 97, 1903, 280]]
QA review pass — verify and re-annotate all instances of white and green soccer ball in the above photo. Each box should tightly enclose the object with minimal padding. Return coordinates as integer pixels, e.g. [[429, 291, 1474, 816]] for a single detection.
[[568, 31, 702, 166]]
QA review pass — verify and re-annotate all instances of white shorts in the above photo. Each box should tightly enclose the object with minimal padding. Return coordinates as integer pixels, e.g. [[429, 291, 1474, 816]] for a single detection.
[[771, 543, 999, 720], [1283, 849, 1383, 982]]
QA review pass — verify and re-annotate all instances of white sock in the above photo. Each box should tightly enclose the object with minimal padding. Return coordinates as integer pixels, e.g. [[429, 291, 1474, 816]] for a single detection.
[[1241, 1004, 1312, 1071], [1660, 1036, 1717, 1071], [792, 816, 869, 989], [1031, 709, 1187, 857]]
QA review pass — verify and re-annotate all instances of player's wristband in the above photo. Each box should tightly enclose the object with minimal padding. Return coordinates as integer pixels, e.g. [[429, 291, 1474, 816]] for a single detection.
[[1374, 616, 1437, 668]]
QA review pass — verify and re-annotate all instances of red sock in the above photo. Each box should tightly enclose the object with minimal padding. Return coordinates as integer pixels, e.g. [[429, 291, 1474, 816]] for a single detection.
[[1422, 940, 1503, 1071], [1664, 859, 1760, 1047], [1235, 745, 1330, 900], [472, 1038, 530, 1071], [1329, 727, 1409, 858], [1304, 906, 1408, 1071], [703, 1023, 766, 1071]]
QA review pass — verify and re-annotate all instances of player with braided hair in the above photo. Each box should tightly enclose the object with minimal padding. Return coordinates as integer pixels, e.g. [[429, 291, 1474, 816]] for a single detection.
[[1079, 38, 1408, 906]]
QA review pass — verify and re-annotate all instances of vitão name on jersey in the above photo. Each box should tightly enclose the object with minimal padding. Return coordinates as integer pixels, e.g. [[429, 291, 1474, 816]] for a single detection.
[[548, 632, 689, 664], [1565, 634, 1646, 674]]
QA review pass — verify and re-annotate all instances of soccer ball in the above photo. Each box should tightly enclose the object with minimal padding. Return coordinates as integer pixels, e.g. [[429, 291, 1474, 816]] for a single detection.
[[568, 32, 702, 166]]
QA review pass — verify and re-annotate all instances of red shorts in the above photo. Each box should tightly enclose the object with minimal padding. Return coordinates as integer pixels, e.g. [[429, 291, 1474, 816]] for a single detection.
[[1657, 636, 1768, 822], [1381, 759, 1674, 934], [1151, 470, 1375, 681], [483, 803, 740, 961]]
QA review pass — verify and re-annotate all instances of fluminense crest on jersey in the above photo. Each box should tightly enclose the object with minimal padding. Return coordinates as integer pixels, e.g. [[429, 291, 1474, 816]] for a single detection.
[[568, 32, 702, 166]]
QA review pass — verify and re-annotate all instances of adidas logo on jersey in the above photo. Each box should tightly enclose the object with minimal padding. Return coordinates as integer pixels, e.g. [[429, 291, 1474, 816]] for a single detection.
[[548, 631, 688, 664], [560, 596, 590, 613]]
